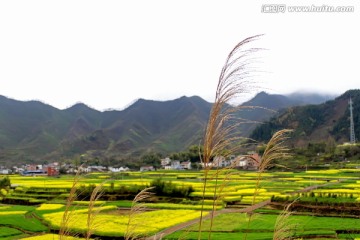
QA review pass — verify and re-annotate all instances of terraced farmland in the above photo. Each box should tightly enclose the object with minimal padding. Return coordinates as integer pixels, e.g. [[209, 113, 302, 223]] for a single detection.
[[1, 168, 360, 239]]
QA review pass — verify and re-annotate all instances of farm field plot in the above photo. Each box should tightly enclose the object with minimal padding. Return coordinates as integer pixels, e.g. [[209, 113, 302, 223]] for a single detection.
[[0, 205, 49, 239], [1, 168, 360, 239], [165, 212, 360, 240]]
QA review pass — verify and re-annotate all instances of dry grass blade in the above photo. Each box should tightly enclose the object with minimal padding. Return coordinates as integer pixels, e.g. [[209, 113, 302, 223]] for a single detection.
[[253, 129, 292, 200], [198, 34, 263, 240], [244, 129, 292, 240], [59, 168, 82, 240], [85, 181, 106, 240], [258, 129, 292, 172], [124, 187, 154, 240], [273, 201, 297, 240]]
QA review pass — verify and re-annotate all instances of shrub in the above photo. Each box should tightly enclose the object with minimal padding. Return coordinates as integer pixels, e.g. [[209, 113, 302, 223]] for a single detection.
[[0, 176, 10, 189], [150, 178, 194, 197]]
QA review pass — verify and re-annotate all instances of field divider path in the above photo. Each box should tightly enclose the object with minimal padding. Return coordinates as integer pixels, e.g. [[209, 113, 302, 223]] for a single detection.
[[289, 178, 348, 195], [145, 179, 354, 239], [144, 200, 270, 240]]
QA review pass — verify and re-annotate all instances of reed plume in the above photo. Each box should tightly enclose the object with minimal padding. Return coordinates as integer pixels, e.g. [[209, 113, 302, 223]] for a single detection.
[[85, 181, 106, 240], [59, 168, 82, 239], [124, 187, 154, 240], [198, 34, 263, 239], [243, 129, 292, 240], [273, 201, 297, 240], [252, 129, 292, 204]]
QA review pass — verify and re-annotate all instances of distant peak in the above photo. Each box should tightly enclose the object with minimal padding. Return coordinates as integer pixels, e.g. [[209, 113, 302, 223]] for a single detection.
[[68, 102, 88, 108], [65, 102, 97, 112], [258, 91, 269, 95]]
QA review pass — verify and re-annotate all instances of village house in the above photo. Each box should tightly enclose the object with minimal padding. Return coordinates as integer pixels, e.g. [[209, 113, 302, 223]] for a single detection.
[[213, 156, 231, 168], [47, 166, 59, 176], [180, 161, 192, 170], [231, 153, 261, 170], [108, 166, 129, 172], [164, 165, 173, 170], [159, 157, 193, 170], [88, 165, 107, 172], [171, 160, 181, 170], [140, 166, 155, 172], [161, 157, 171, 167], [25, 164, 43, 171], [11, 166, 24, 174], [0, 168, 11, 174]]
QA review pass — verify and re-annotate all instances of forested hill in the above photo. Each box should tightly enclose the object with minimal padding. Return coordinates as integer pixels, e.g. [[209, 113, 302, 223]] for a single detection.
[[236, 91, 335, 136], [0, 95, 212, 165], [0, 91, 335, 165], [250, 89, 360, 146]]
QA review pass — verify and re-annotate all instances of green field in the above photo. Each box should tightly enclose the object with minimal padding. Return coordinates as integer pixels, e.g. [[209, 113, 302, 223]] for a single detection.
[[166, 213, 360, 239], [1, 169, 360, 239]]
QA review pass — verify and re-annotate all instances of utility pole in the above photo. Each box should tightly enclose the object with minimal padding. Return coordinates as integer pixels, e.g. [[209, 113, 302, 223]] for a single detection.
[[349, 97, 356, 144]]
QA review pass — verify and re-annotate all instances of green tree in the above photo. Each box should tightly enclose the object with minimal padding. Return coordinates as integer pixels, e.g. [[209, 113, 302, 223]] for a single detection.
[[187, 145, 203, 162], [140, 152, 162, 169], [169, 152, 189, 161], [0, 176, 10, 189]]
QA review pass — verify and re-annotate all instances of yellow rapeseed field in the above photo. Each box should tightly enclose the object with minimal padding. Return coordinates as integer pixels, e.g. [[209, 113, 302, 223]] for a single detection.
[[21, 233, 86, 239], [42, 208, 206, 237], [36, 203, 64, 211]]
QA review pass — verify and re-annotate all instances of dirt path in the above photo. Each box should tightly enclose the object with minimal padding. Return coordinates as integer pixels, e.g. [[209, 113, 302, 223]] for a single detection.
[[145, 200, 270, 240], [290, 178, 347, 195]]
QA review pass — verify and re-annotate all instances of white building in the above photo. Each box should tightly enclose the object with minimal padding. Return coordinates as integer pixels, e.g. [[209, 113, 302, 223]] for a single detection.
[[140, 166, 155, 172], [161, 157, 172, 167], [109, 167, 129, 172], [0, 169, 10, 174], [171, 160, 181, 169], [231, 154, 260, 170], [213, 156, 231, 168], [181, 161, 192, 170]]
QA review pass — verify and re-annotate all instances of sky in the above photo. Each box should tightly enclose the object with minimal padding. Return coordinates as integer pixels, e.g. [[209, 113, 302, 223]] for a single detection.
[[0, 1, 359, 111]]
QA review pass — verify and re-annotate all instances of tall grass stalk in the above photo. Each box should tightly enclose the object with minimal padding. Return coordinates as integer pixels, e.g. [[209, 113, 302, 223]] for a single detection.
[[198, 35, 263, 240], [59, 170, 82, 239], [124, 187, 154, 240], [85, 181, 106, 240], [273, 201, 297, 240], [252, 129, 292, 205], [244, 129, 292, 240]]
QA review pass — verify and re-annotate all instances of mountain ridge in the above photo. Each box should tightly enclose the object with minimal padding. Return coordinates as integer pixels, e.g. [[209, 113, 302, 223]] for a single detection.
[[250, 89, 360, 146], [0, 91, 337, 165]]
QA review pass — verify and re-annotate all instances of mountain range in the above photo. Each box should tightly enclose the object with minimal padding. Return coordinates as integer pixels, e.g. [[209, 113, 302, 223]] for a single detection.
[[251, 89, 360, 146], [0, 91, 337, 165]]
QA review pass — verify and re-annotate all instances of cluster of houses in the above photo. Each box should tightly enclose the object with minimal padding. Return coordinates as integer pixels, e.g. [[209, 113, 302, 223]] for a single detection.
[[139, 158, 192, 172], [0, 162, 131, 176], [161, 157, 192, 170], [140, 153, 261, 172], [0, 167, 11, 175], [0, 152, 261, 175], [211, 153, 260, 170], [0, 163, 59, 176]]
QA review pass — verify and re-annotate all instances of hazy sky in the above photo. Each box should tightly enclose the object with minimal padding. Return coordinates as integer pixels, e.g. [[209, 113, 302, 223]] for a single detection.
[[1, 1, 359, 111]]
